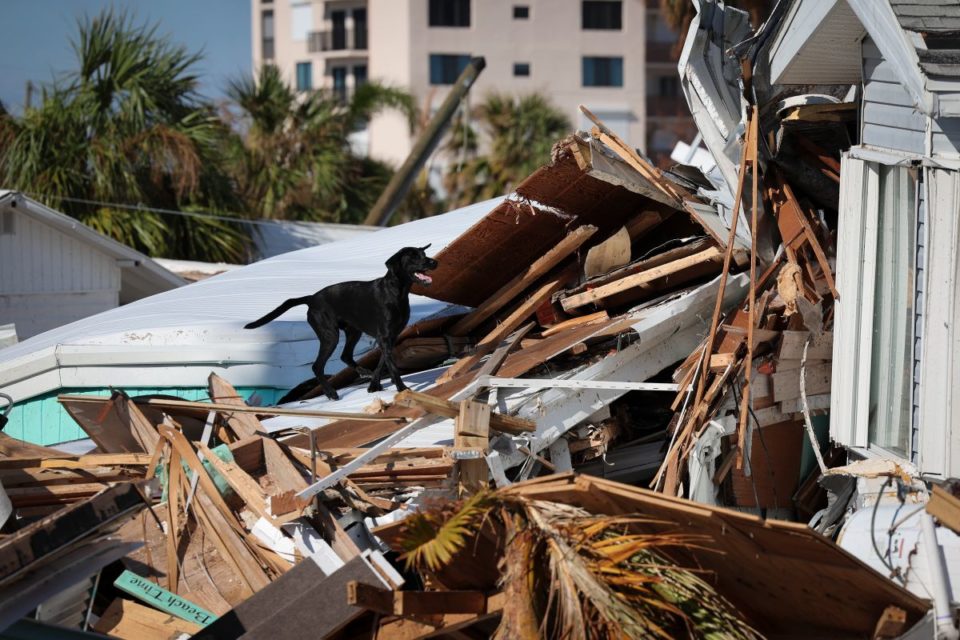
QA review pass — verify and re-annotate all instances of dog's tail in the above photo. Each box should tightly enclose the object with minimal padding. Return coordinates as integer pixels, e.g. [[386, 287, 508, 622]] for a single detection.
[[244, 296, 313, 329]]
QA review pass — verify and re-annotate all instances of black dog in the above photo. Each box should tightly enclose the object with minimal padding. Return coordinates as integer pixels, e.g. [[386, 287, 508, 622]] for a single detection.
[[244, 245, 438, 401]]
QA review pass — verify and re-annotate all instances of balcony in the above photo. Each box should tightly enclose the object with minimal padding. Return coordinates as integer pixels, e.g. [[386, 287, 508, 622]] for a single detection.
[[646, 95, 691, 118], [307, 28, 368, 54]]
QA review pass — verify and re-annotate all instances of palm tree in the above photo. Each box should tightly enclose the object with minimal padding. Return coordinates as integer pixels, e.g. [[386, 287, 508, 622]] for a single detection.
[[225, 65, 416, 224], [443, 93, 572, 208], [0, 10, 248, 263]]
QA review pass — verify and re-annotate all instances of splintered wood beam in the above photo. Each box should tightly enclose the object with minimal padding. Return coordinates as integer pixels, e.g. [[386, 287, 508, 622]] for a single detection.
[[560, 246, 724, 311], [57, 395, 407, 422], [394, 390, 534, 435], [447, 225, 598, 336], [0, 453, 152, 470], [347, 582, 489, 616], [439, 279, 561, 383], [542, 311, 608, 337], [208, 373, 266, 438], [927, 486, 960, 535]]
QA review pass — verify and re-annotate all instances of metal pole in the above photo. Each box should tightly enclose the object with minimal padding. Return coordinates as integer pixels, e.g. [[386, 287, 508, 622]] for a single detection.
[[363, 56, 486, 227]]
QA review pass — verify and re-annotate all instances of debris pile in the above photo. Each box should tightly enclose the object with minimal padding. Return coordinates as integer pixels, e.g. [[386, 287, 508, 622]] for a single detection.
[[6, 0, 960, 636]]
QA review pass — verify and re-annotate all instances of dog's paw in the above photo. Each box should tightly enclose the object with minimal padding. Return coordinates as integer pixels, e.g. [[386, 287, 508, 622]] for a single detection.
[[367, 381, 383, 393], [325, 390, 340, 401]]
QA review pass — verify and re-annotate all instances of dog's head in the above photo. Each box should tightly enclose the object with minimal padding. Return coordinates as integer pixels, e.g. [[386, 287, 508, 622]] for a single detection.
[[385, 244, 438, 287]]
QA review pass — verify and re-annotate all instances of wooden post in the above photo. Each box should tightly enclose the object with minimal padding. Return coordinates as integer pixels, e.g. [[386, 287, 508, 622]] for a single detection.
[[455, 400, 491, 496]]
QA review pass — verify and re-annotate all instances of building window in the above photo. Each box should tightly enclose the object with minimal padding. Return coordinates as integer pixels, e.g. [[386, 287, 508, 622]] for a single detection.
[[331, 10, 346, 49], [582, 1, 622, 30], [261, 10, 275, 60], [868, 165, 916, 456], [354, 8, 368, 49], [353, 64, 368, 88], [513, 5, 529, 19], [291, 2, 312, 42], [429, 54, 471, 85], [582, 56, 623, 87], [513, 62, 530, 77], [332, 67, 347, 100], [429, 0, 470, 27], [296, 62, 312, 91]]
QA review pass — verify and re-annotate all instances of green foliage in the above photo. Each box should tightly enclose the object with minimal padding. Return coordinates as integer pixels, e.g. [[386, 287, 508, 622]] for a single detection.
[[0, 10, 248, 263], [443, 92, 572, 208], [224, 65, 416, 224], [398, 490, 494, 572]]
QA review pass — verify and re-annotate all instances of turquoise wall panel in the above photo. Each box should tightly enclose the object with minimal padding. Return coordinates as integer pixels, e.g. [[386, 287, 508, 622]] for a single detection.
[[6, 386, 288, 446]]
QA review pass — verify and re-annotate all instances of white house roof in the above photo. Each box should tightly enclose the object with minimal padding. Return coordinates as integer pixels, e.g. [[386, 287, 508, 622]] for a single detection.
[[0, 191, 186, 301], [251, 218, 378, 260], [0, 197, 504, 403]]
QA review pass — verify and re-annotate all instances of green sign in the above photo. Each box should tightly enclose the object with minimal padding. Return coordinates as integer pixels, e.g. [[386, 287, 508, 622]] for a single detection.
[[114, 569, 217, 626]]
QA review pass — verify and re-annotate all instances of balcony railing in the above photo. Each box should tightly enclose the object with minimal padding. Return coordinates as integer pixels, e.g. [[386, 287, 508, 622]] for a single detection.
[[646, 95, 690, 118], [307, 28, 368, 53]]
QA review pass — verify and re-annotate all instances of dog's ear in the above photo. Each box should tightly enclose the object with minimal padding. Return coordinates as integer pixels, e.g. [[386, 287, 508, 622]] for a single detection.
[[420, 243, 431, 251], [385, 249, 406, 272]]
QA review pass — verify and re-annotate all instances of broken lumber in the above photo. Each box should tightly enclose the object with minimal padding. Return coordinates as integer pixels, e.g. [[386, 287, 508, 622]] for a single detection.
[[347, 582, 489, 616], [394, 389, 535, 435]]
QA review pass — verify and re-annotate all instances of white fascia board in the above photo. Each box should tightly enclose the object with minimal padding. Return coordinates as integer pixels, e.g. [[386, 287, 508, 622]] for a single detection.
[[845, 0, 935, 116], [495, 274, 750, 470], [56, 363, 310, 390], [768, 0, 840, 85]]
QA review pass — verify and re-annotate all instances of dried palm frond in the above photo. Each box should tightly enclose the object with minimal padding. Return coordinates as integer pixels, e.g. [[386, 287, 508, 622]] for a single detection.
[[394, 492, 764, 640]]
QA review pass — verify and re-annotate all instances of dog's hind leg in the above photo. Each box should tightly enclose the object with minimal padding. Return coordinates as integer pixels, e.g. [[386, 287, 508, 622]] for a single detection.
[[367, 337, 407, 393], [307, 309, 341, 401], [340, 327, 372, 379]]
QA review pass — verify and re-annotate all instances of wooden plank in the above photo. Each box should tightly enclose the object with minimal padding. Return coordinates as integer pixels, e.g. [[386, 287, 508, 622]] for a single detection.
[[927, 485, 960, 535], [872, 605, 907, 639], [772, 363, 833, 402], [207, 373, 266, 438], [779, 331, 833, 360], [58, 394, 405, 423], [541, 311, 608, 337], [439, 279, 562, 383], [158, 425, 273, 592], [165, 448, 182, 592], [709, 353, 735, 372], [455, 400, 491, 496], [561, 246, 723, 311], [93, 598, 204, 639], [0, 453, 151, 470], [197, 442, 272, 522], [394, 390, 534, 435], [583, 226, 630, 278], [113, 569, 218, 627], [447, 224, 598, 336], [346, 580, 394, 615], [471, 321, 535, 382], [347, 582, 488, 617]]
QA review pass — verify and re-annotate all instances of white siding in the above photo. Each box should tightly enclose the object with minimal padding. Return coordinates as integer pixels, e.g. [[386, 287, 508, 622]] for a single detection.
[[917, 168, 960, 478], [768, 0, 863, 86], [0, 291, 118, 339], [861, 38, 926, 156], [0, 209, 119, 295]]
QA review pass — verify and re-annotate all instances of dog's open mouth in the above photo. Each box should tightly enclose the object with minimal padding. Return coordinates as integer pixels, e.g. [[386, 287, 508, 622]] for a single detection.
[[414, 272, 433, 285]]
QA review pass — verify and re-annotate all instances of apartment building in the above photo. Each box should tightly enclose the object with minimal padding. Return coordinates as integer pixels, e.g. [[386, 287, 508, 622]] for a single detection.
[[251, 0, 695, 167]]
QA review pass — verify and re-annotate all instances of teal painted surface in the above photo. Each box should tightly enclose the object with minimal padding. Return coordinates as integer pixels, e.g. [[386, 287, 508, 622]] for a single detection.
[[5, 386, 287, 446], [114, 569, 217, 626]]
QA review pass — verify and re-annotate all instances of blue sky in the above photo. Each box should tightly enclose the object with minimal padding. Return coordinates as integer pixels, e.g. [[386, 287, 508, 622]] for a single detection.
[[0, 0, 251, 111]]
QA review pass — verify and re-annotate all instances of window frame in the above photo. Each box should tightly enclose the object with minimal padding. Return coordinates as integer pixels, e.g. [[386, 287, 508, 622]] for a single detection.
[[429, 53, 471, 85], [582, 1, 622, 30], [513, 62, 530, 77], [513, 5, 529, 19], [295, 61, 313, 92], [582, 56, 624, 87], [261, 9, 275, 60], [429, 0, 471, 28]]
